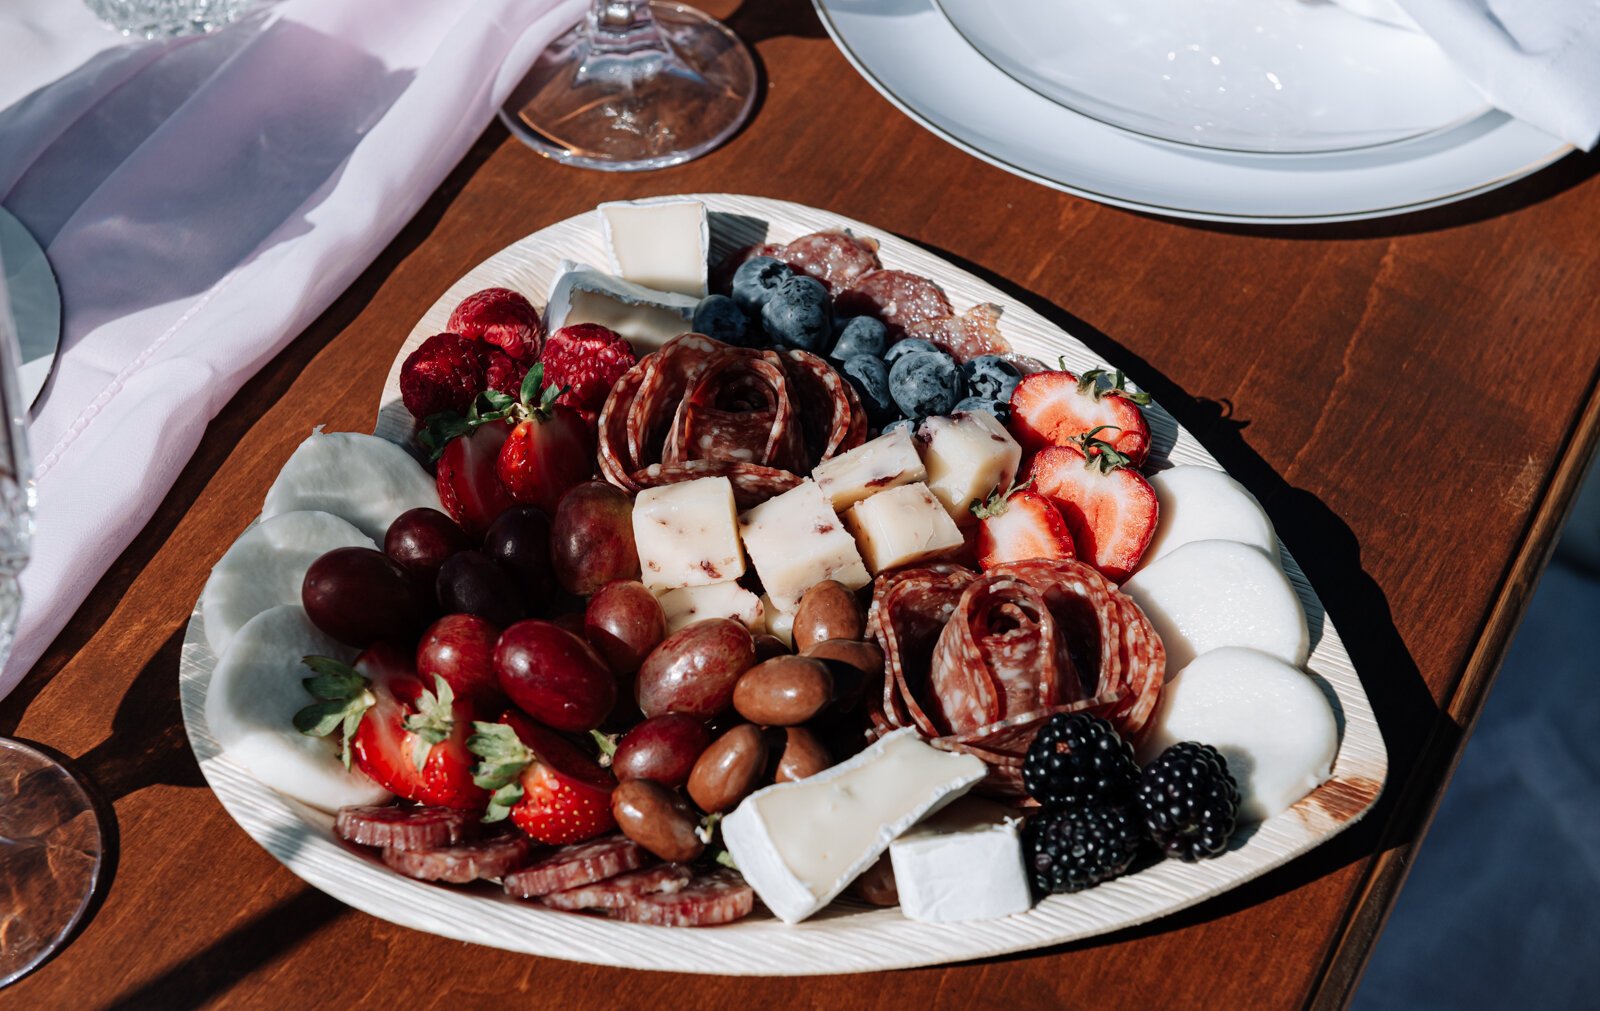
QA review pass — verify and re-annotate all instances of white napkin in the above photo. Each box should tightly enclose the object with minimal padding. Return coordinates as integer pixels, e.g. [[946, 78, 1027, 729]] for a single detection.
[[0, 0, 580, 699], [1332, 0, 1600, 149]]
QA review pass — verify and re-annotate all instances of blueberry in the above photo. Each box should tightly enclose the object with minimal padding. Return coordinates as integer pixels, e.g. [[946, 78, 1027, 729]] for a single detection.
[[841, 356, 895, 423], [888, 351, 965, 419], [760, 274, 832, 354], [962, 355, 1022, 402], [884, 338, 941, 365], [952, 396, 1009, 422], [692, 294, 752, 346], [730, 256, 793, 316], [882, 417, 919, 438], [829, 317, 889, 363]]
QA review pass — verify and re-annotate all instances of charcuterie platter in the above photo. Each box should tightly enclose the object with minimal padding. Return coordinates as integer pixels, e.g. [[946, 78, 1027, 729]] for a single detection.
[[179, 194, 1386, 974]]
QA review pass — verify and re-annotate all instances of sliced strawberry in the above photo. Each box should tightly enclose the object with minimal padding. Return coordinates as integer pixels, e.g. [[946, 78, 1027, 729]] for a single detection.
[[973, 483, 1076, 570], [294, 645, 488, 810], [470, 711, 616, 845], [495, 364, 595, 515], [1009, 367, 1152, 465], [433, 419, 515, 538], [1026, 440, 1157, 583], [448, 287, 544, 361]]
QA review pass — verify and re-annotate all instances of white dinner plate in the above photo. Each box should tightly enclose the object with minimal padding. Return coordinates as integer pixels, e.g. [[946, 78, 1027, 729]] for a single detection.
[[182, 195, 1387, 974], [813, 0, 1573, 222]]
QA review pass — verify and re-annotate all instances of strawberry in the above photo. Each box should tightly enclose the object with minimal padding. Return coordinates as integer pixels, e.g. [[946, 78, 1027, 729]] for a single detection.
[[1009, 366, 1152, 466], [1025, 433, 1157, 583], [470, 711, 616, 844], [294, 644, 488, 809], [447, 287, 544, 361], [540, 324, 637, 422], [495, 364, 594, 515], [972, 482, 1076, 569], [433, 418, 516, 538], [400, 333, 483, 420]]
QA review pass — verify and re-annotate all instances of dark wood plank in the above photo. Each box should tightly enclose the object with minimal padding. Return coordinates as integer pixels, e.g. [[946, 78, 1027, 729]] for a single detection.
[[6, 2, 1599, 1006]]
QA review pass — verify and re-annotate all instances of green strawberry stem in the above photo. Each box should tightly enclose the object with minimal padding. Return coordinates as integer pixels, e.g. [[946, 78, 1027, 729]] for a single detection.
[[293, 655, 374, 770], [970, 477, 1035, 520], [1071, 365, 1154, 406], [467, 721, 536, 823], [1074, 425, 1135, 474], [400, 675, 456, 773]]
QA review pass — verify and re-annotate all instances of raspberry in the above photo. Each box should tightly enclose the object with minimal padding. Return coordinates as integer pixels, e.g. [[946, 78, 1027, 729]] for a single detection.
[[400, 333, 483, 420], [480, 347, 529, 399], [447, 287, 543, 361], [541, 324, 638, 418]]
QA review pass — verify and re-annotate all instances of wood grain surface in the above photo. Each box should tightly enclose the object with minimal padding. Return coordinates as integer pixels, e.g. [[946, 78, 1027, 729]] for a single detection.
[[6, 2, 1599, 1007]]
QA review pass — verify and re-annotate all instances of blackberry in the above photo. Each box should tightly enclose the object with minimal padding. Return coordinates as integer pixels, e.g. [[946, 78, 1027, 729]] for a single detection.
[[1022, 712, 1140, 808], [1137, 742, 1240, 862], [1022, 805, 1143, 895]]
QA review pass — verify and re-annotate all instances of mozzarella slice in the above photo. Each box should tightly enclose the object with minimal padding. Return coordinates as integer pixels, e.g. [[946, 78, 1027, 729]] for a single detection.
[[1139, 647, 1338, 821], [723, 728, 985, 923], [260, 430, 440, 542], [889, 797, 1032, 923], [201, 510, 375, 656], [1120, 539, 1309, 674], [204, 604, 391, 812], [1143, 466, 1278, 566]]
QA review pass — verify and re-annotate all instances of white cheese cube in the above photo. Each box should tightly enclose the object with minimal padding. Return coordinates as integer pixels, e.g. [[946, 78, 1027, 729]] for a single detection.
[[632, 477, 745, 590], [760, 594, 795, 648], [737, 480, 869, 612], [811, 428, 927, 511], [723, 729, 986, 923], [889, 797, 1032, 923], [844, 482, 964, 574], [545, 260, 698, 352], [598, 199, 709, 297], [656, 581, 764, 634], [918, 411, 1022, 523]]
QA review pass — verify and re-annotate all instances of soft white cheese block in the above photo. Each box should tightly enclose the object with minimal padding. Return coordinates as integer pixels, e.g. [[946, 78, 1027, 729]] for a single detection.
[[633, 476, 745, 590], [545, 259, 698, 352], [204, 604, 391, 812], [201, 510, 375, 656], [657, 581, 764, 634], [738, 480, 870, 612], [889, 797, 1032, 923], [598, 198, 709, 297], [723, 729, 986, 923], [1120, 539, 1309, 675], [811, 428, 927, 511], [844, 482, 964, 574], [1139, 647, 1339, 822], [918, 411, 1022, 523], [1143, 465, 1278, 567], [260, 430, 442, 542]]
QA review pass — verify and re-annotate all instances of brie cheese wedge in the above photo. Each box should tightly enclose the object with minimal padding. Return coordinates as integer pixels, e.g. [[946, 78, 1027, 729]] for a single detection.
[[889, 797, 1032, 923], [598, 198, 709, 297], [544, 260, 698, 351]]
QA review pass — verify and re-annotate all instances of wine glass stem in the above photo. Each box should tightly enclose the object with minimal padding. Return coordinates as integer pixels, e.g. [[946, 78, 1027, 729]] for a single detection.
[[590, 0, 668, 56]]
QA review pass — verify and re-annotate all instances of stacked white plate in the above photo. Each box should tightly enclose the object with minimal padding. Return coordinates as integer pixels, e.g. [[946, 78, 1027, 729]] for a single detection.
[[813, 0, 1573, 223]]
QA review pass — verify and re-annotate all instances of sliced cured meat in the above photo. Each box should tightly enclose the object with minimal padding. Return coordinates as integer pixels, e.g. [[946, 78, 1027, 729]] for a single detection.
[[904, 303, 1010, 362], [540, 863, 694, 911], [381, 830, 533, 884], [502, 834, 649, 899], [781, 349, 868, 462], [866, 565, 977, 737], [779, 230, 882, 290], [336, 805, 471, 851], [837, 270, 953, 333], [710, 242, 782, 295], [609, 868, 755, 927]]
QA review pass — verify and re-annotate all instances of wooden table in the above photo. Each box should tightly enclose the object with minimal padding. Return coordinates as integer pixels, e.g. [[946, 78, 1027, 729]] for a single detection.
[[8, 3, 1600, 1007]]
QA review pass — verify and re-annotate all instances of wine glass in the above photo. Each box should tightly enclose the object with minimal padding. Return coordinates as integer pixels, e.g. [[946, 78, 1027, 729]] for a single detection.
[[84, 0, 253, 38], [0, 243, 104, 987], [501, 1, 758, 171]]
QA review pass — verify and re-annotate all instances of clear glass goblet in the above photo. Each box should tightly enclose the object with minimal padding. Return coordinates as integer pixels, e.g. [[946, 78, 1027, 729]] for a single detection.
[[501, 0, 758, 171], [84, 0, 253, 39]]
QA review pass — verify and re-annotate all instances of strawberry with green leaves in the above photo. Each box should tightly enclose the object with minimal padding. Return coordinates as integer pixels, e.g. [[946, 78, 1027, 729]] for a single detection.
[[1009, 366, 1153, 466], [470, 711, 616, 845], [1025, 428, 1158, 583], [972, 481, 1076, 570]]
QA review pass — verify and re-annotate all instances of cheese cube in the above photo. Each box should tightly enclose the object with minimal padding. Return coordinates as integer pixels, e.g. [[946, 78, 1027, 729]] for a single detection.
[[657, 581, 764, 634], [723, 729, 987, 923], [919, 412, 1022, 523], [889, 797, 1032, 923], [811, 428, 927, 511], [598, 199, 709, 297], [545, 260, 698, 352], [761, 594, 795, 648], [632, 477, 745, 590], [844, 482, 964, 574], [737, 480, 869, 613]]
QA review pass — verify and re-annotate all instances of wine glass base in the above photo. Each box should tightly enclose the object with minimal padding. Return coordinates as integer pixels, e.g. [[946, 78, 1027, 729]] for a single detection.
[[0, 740, 104, 987], [501, 2, 758, 172]]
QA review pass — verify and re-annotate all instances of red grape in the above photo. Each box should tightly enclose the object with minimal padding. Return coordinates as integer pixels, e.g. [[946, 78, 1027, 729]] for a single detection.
[[302, 547, 423, 647], [612, 714, 712, 790], [550, 481, 639, 596], [495, 620, 616, 731], [584, 580, 666, 675], [385, 507, 470, 591], [483, 505, 555, 605], [635, 618, 756, 719], [416, 613, 504, 708], [435, 550, 525, 628]]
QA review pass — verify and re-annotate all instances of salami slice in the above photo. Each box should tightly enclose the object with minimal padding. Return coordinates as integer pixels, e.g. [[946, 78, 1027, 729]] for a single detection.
[[904, 303, 1010, 362], [540, 863, 694, 911], [867, 566, 977, 736], [609, 868, 755, 927], [837, 270, 954, 333], [503, 834, 649, 899], [335, 805, 472, 852], [779, 230, 882, 290], [381, 830, 533, 884]]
